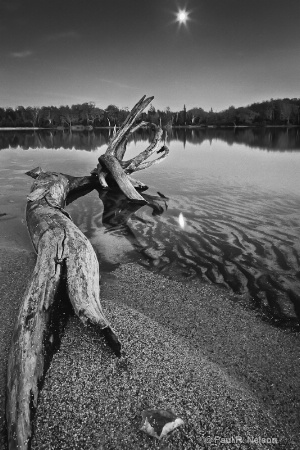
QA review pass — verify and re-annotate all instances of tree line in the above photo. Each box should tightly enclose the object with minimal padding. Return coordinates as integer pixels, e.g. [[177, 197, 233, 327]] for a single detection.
[[1, 98, 300, 128]]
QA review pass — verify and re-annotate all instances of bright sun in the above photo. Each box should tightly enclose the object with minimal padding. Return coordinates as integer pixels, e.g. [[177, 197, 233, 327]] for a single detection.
[[176, 9, 189, 24]]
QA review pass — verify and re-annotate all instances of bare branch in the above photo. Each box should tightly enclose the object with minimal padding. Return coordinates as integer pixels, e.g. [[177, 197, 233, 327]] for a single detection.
[[127, 145, 169, 172], [115, 121, 149, 161], [122, 125, 164, 173], [127, 175, 149, 191], [130, 121, 149, 134], [93, 97, 169, 202], [106, 95, 153, 156], [99, 153, 147, 203]]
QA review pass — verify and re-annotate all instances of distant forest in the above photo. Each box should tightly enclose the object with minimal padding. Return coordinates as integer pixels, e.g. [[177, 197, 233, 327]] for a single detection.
[[1, 97, 300, 128]]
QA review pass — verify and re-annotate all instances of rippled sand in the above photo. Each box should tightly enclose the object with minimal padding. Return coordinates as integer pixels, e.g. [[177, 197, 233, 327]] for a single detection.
[[68, 186, 300, 329]]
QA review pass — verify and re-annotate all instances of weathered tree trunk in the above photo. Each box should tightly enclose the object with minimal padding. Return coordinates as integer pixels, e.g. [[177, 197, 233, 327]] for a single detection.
[[6, 95, 170, 450], [6, 170, 120, 450]]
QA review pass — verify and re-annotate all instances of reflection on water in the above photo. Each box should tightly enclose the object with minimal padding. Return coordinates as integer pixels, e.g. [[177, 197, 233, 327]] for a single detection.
[[1, 128, 300, 329], [1, 126, 300, 152], [171, 127, 300, 152]]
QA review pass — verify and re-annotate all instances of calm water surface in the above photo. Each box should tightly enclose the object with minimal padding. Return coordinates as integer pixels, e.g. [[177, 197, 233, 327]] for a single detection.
[[1, 128, 300, 328]]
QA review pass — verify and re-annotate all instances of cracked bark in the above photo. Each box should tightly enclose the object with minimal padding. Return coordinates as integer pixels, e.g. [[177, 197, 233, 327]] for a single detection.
[[6, 170, 120, 450], [6, 95, 170, 450]]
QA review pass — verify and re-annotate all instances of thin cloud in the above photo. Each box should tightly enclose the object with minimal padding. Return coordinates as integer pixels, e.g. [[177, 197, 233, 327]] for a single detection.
[[10, 50, 33, 58], [46, 31, 80, 41]]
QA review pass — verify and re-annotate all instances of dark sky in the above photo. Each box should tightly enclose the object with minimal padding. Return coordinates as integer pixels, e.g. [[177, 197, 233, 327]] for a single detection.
[[1, 0, 299, 111]]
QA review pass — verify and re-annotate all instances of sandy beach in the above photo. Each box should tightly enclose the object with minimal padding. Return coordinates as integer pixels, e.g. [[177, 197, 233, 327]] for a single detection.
[[1, 245, 300, 449], [0, 247, 36, 449]]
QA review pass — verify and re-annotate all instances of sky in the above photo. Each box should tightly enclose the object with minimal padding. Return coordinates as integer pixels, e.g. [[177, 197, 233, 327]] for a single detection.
[[0, 0, 299, 112]]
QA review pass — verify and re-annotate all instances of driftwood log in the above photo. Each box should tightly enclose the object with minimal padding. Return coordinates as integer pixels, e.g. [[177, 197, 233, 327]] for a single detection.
[[6, 95, 169, 449]]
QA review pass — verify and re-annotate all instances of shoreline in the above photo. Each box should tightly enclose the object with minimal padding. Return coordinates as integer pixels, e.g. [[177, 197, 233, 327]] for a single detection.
[[1, 247, 299, 448], [0, 127, 43, 130], [1, 124, 299, 131]]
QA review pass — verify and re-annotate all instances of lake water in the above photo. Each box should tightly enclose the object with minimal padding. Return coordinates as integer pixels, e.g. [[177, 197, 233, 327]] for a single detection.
[[0, 127, 300, 329]]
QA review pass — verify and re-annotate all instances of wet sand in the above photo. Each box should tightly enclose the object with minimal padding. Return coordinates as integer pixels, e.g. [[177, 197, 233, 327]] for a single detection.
[[1, 245, 299, 449]]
